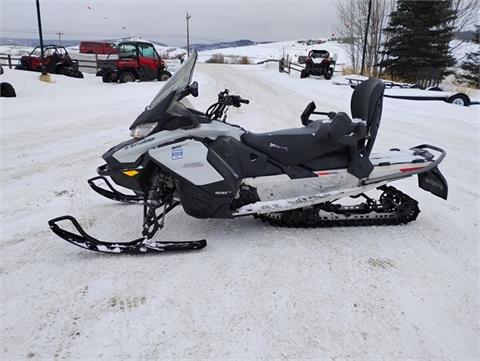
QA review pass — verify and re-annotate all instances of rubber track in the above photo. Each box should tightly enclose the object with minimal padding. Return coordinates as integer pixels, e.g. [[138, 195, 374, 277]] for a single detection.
[[256, 186, 420, 228]]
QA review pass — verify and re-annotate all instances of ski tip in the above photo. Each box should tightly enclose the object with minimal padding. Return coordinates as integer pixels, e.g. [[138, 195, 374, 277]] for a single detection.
[[197, 239, 207, 249], [48, 215, 76, 228]]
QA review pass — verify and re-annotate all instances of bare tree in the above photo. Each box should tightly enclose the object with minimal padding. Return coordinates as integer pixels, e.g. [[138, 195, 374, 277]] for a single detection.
[[335, 0, 393, 75], [451, 0, 479, 31], [336, 0, 359, 72], [450, 0, 480, 52]]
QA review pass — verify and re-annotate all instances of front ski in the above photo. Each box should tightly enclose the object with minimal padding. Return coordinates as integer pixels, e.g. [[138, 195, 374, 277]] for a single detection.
[[48, 215, 207, 254], [88, 176, 143, 203]]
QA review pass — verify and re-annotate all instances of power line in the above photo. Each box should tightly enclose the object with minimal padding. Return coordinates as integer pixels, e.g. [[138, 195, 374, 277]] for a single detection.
[[0, 26, 234, 43]]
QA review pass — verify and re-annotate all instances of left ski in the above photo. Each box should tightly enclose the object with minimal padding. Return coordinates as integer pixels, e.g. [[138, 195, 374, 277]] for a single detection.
[[48, 215, 206, 254]]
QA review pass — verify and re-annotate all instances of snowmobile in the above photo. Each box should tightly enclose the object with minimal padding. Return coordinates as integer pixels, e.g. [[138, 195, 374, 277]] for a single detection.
[[48, 50, 448, 254]]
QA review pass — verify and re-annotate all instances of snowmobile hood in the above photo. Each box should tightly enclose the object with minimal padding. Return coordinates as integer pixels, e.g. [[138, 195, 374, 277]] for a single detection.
[[129, 50, 198, 130]]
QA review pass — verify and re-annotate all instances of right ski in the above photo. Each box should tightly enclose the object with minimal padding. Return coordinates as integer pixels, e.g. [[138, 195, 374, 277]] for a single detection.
[[48, 215, 206, 254]]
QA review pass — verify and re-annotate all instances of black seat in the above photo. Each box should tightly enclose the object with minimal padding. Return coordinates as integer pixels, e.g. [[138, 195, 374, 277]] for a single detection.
[[242, 112, 356, 166], [351, 78, 385, 155]]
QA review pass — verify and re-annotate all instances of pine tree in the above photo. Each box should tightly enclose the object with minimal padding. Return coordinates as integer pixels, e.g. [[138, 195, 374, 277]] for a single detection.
[[379, 0, 456, 83], [456, 26, 479, 88]]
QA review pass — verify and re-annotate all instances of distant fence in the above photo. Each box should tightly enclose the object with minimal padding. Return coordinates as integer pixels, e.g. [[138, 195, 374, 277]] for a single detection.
[[416, 68, 441, 89], [0, 54, 19, 69], [0, 53, 181, 75], [279, 59, 305, 74]]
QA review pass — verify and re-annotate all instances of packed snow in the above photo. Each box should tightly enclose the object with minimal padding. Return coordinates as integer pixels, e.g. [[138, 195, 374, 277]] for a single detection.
[[1, 62, 479, 360]]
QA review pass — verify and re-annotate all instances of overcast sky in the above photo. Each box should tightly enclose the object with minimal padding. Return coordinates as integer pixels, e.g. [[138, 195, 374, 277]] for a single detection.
[[0, 0, 338, 45]]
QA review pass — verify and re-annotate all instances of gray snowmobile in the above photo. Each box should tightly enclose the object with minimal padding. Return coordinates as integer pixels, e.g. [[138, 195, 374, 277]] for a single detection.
[[48, 50, 448, 254]]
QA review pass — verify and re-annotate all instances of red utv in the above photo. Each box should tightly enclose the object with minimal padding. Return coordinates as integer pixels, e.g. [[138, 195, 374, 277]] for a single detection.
[[301, 49, 335, 80], [16, 45, 84, 78], [97, 41, 171, 83]]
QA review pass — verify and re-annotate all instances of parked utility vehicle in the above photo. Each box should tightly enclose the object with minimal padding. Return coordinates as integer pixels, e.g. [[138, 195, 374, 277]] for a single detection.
[[301, 49, 335, 79], [16, 45, 84, 78], [97, 41, 171, 83]]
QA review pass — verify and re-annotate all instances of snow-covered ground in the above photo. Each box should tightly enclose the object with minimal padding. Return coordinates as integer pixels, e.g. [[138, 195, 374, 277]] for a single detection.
[[1, 64, 479, 360]]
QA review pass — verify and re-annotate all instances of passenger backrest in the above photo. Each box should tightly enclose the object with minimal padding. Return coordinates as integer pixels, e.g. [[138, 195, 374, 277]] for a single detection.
[[350, 78, 385, 155]]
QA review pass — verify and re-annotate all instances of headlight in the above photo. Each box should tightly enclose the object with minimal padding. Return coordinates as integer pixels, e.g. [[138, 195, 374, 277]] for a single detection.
[[130, 122, 158, 139]]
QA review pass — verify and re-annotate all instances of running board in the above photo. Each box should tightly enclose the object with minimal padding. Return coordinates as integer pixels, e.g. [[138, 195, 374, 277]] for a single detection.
[[233, 182, 387, 216]]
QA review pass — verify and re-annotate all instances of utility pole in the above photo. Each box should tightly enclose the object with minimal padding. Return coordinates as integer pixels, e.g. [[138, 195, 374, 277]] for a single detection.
[[56, 31, 64, 46], [186, 12, 191, 56], [35, 0, 46, 76], [360, 0, 373, 76]]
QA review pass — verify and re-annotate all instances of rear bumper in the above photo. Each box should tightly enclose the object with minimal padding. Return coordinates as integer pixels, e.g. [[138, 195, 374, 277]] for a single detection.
[[307, 63, 332, 74], [418, 166, 448, 200], [308, 65, 326, 74], [364, 144, 448, 199]]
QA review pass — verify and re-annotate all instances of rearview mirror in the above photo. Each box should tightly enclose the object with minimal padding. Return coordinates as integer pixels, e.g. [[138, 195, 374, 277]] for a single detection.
[[188, 81, 199, 97]]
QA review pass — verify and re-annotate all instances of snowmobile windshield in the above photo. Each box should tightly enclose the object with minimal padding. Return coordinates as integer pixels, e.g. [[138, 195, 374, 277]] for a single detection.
[[129, 50, 197, 130]]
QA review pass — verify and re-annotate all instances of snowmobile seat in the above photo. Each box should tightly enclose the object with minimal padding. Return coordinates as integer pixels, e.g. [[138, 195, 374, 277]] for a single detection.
[[329, 77, 384, 177], [350, 78, 385, 155], [243, 78, 384, 178], [242, 112, 366, 167]]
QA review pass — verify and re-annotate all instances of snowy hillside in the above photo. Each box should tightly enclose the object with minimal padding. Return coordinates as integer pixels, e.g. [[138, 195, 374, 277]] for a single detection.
[[1, 63, 478, 359], [198, 39, 348, 64], [0, 45, 34, 57]]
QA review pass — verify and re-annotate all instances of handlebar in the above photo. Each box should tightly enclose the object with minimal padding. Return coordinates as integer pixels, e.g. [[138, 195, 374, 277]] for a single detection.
[[217, 89, 249, 107], [206, 89, 250, 121], [229, 95, 249, 107]]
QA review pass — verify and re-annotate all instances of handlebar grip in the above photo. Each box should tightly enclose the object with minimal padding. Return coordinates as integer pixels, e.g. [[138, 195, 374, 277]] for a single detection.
[[240, 98, 250, 104]]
